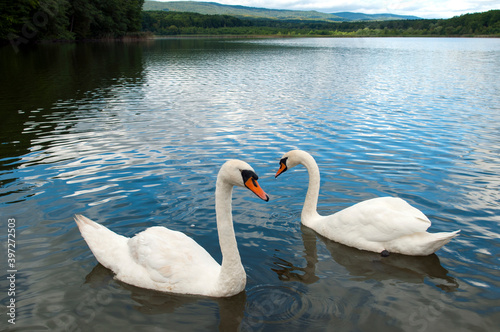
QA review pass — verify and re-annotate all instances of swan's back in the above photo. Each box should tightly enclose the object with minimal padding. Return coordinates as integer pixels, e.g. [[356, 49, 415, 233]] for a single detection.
[[319, 197, 432, 250], [118, 226, 221, 294], [128, 227, 220, 282]]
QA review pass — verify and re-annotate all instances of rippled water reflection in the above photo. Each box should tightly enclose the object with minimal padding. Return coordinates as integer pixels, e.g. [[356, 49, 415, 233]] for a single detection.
[[1, 38, 499, 331]]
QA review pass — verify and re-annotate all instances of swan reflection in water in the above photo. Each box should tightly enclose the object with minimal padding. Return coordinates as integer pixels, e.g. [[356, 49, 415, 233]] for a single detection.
[[84, 264, 246, 331], [272, 225, 459, 292]]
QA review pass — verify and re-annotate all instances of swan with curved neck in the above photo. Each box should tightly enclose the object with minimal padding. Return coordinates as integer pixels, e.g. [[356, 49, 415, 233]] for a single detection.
[[75, 159, 269, 297], [275, 150, 459, 256]]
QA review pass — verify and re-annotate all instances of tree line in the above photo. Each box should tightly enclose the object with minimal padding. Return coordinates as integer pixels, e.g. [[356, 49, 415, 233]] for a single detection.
[[142, 10, 500, 37], [1, 0, 145, 48], [141, 11, 246, 35]]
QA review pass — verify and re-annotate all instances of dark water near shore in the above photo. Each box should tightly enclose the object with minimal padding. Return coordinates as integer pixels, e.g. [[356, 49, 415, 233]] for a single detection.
[[1, 37, 499, 331]]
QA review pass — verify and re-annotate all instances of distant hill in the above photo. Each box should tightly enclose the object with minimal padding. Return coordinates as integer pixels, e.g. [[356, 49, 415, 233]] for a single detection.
[[143, 1, 421, 22], [333, 12, 421, 21]]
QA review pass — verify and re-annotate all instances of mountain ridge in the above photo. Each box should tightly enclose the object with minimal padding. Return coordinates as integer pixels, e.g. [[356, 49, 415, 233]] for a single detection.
[[143, 1, 422, 22]]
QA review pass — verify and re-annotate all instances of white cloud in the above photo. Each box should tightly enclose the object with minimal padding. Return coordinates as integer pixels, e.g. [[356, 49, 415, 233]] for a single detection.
[[158, 0, 500, 18]]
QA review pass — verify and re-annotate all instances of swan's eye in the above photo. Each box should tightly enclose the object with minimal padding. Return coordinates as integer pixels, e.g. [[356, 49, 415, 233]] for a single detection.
[[241, 169, 258, 183], [280, 157, 288, 166]]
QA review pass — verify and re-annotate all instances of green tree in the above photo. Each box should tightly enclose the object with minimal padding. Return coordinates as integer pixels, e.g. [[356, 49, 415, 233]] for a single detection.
[[1, 0, 145, 44], [0, 0, 39, 40]]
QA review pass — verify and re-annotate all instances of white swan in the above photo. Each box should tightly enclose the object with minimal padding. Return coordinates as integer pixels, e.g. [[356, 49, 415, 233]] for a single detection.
[[275, 150, 460, 256], [75, 160, 269, 297]]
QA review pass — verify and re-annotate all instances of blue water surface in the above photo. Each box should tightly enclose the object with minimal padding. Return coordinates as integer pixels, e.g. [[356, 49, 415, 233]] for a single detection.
[[1, 37, 499, 331]]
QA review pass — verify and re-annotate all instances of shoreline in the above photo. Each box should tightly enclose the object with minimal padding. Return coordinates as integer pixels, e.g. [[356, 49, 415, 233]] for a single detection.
[[152, 34, 500, 39], [2, 33, 498, 49]]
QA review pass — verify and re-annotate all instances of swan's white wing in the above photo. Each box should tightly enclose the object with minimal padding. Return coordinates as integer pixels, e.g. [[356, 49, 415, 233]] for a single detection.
[[126, 226, 220, 290], [327, 197, 431, 243]]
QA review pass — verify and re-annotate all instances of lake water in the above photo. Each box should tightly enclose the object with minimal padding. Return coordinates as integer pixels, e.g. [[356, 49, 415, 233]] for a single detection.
[[1, 37, 499, 331]]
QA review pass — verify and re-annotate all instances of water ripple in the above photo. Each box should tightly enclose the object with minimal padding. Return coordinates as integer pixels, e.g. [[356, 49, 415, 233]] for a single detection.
[[244, 285, 311, 328], [1, 37, 499, 331]]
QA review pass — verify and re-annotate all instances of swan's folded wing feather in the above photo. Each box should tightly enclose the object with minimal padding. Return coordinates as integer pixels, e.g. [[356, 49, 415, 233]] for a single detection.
[[332, 197, 432, 243], [128, 226, 220, 284]]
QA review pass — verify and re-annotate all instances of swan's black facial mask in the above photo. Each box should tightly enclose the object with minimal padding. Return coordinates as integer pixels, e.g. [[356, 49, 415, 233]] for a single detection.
[[241, 170, 269, 201], [275, 157, 288, 178], [241, 170, 258, 183]]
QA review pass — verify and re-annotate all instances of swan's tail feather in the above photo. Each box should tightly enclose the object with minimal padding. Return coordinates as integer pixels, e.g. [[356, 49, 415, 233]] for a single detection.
[[418, 230, 461, 255], [74, 214, 129, 271], [438, 229, 460, 239], [431, 229, 460, 243], [386, 229, 460, 256], [75, 214, 100, 229]]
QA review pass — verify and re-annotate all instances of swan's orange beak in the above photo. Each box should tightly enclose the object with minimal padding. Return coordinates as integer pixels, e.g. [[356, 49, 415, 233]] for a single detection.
[[245, 177, 269, 202], [275, 161, 287, 178]]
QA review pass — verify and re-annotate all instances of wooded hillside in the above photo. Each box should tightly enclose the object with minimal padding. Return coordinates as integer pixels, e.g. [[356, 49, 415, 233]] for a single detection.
[[142, 0, 421, 22], [142, 10, 500, 37]]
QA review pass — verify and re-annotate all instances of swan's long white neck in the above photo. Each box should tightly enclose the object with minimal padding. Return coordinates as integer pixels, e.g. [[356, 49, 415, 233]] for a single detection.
[[214, 177, 245, 294], [299, 152, 322, 226]]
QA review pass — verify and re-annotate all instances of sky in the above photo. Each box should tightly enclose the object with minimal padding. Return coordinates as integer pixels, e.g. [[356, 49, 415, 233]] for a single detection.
[[157, 0, 499, 19]]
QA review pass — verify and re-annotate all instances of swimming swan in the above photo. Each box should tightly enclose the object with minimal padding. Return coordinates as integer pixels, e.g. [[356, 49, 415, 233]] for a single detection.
[[275, 150, 459, 256], [75, 160, 269, 297]]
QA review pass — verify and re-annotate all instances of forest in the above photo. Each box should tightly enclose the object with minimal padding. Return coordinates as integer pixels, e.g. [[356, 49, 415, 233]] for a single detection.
[[1, 0, 145, 47], [142, 10, 500, 37], [1, 1, 499, 48]]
